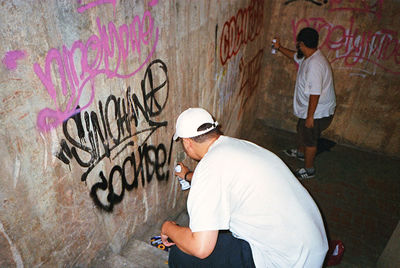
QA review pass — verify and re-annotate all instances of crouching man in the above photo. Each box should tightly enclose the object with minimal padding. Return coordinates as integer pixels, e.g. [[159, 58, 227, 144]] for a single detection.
[[161, 108, 328, 267]]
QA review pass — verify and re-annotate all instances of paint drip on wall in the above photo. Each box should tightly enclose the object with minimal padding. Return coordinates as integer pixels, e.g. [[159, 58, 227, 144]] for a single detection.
[[2, 50, 26, 70]]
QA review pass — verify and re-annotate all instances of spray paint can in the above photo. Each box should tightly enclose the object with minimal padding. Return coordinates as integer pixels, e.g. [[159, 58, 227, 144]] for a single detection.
[[271, 39, 277, 54], [175, 165, 190, 190]]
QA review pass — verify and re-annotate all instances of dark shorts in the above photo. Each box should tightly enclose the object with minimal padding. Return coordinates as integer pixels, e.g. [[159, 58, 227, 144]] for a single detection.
[[168, 231, 255, 268], [297, 115, 333, 147]]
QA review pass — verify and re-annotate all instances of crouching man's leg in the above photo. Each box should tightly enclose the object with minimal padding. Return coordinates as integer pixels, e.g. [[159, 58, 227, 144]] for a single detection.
[[168, 231, 255, 268]]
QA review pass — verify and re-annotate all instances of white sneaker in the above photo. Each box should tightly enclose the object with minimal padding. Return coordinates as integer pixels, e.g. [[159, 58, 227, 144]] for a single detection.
[[295, 168, 315, 179]]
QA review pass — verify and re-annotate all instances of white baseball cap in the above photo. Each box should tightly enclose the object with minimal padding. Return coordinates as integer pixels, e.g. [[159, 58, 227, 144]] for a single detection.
[[173, 108, 219, 140]]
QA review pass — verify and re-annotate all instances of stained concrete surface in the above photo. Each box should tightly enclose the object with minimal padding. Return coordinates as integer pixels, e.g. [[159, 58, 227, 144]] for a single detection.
[[89, 207, 189, 268], [97, 121, 400, 267]]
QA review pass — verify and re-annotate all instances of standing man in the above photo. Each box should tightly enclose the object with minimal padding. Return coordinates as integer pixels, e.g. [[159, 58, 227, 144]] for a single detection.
[[161, 107, 328, 267], [273, 27, 336, 179]]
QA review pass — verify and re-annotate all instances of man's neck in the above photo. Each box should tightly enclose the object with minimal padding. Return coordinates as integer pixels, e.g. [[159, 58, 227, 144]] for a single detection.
[[197, 135, 221, 159], [304, 48, 318, 59]]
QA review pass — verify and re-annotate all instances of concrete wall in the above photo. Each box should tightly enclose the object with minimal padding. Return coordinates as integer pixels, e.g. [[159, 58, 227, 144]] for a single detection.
[[1, 0, 399, 266], [242, 0, 400, 157], [0, 0, 268, 266]]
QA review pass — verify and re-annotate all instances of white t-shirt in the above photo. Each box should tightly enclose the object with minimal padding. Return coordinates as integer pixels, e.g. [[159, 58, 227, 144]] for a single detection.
[[187, 136, 328, 267], [293, 50, 336, 119]]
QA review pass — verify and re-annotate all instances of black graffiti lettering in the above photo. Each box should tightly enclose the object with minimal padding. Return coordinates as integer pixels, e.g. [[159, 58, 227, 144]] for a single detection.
[[85, 111, 99, 161], [138, 144, 147, 187], [119, 97, 132, 138], [284, 0, 327, 6], [105, 95, 121, 145], [156, 144, 167, 181], [90, 110, 111, 159], [56, 59, 172, 212], [56, 139, 72, 165], [89, 141, 172, 212], [127, 86, 146, 128], [56, 59, 169, 180], [122, 152, 139, 191], [90, 171, 111, 212], [142, 59, 169, 117], [107, 165, 125, 206], [61, 111, 94, 168], [144, 145, 156, 184]]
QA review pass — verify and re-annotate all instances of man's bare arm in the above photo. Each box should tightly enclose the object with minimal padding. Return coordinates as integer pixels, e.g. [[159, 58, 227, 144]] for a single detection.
[[273, 38, 296, 60], [161, 221, 218, 259], [306, 94, 320, 128]]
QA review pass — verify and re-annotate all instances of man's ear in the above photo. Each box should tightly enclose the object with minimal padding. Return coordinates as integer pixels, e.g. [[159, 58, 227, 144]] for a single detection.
[[182, 138, 191, 149]]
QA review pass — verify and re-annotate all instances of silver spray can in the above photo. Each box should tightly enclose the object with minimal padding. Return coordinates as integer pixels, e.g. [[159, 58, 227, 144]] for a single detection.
[[175, 165, 190, 190], [271, 39, 277, 54]]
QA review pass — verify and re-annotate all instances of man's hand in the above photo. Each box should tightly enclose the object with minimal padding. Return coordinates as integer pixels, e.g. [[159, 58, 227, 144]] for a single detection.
[[160, 220, 219, 259], [271, 36, 296, 60], [305, 117, 314, 128], [161, 221, 176, 247], [161, 233, 175, 247], [176, 162, 190, 179], [272, 37, 281, 50]]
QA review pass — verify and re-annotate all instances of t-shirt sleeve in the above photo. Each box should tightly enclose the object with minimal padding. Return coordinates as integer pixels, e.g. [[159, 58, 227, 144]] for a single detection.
[[188, 158, 230, 232], [305, 60, 323, 95], [294, 52, 302, 64]]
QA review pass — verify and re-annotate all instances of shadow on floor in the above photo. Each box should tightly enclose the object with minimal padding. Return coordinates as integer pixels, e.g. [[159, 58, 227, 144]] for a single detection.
[[239, 121, 400, 267]]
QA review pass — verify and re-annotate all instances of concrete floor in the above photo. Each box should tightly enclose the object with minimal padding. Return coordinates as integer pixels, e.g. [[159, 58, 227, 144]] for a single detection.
[[89, 205, 189, 268], [240, 120, 400, 267], [94, 121, 400, 267]]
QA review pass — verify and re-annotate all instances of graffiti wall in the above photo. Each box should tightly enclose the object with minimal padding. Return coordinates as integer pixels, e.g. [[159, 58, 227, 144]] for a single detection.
[[2, 0, 397, 266], [0, 0, 270, 266], [244, 0, 400, 157]]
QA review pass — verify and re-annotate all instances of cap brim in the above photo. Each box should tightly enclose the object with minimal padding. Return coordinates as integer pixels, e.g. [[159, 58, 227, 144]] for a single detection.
[[173, 133, 179, 141]]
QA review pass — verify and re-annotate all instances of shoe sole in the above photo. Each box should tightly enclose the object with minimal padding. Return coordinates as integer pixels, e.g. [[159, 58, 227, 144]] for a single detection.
[[297, 174, 315, 179]]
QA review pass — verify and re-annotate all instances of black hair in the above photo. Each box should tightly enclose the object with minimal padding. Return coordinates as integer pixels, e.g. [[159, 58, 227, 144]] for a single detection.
[[190, 124, 222, 143], [296, 27, 319, 49]]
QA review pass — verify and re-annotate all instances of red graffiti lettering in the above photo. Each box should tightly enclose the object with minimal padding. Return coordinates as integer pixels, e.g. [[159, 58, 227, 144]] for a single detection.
[[219, 0, 264, 65], [237, 49, 263, 118]]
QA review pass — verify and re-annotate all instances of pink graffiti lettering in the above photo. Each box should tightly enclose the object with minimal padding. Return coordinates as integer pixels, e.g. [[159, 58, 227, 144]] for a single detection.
[[2, 50, 26, 70], [34, 10, 159, 132], [148, 0, 158, 7], [329, 0, 384, 20], [77, 0, 116, 14], [220, 0, 264, 65], [293, 17, 400, 76]]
